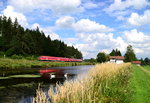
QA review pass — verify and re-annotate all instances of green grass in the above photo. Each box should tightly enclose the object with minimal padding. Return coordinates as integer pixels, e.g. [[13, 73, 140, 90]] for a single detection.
[[143, 66, 150, 71], [130, 65, 150, 103], [0, 77, 9, 79], [9, 74, 41, 78], [0, 74, 40, 79], [0, 58, 93, 69]]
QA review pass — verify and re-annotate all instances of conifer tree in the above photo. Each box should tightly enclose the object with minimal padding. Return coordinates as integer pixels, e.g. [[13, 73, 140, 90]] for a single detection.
[[0, 16, 83, 59]]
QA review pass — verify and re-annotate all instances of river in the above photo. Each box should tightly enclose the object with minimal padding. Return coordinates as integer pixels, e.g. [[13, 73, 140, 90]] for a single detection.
[[0, 65, 94, 103]]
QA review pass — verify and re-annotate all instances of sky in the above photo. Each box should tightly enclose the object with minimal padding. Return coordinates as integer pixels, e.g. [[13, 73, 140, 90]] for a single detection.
[[0, 0, 150, 59]]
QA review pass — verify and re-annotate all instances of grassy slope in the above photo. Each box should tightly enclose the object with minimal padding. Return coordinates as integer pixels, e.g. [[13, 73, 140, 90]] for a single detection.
[[130, 65, 150, 103], [0, 58, 93, 69], [0, 58, 93, 77]]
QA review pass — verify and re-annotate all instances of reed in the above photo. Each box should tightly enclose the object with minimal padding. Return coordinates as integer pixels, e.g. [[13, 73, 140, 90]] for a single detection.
[[33, 63, 131, 103]]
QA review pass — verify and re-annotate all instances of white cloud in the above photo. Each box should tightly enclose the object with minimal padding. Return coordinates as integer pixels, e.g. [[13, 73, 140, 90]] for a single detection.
[[8, 0, 84, 14], [123, 29, 150, 56], [104, 0, 150, 21], [75, 33, 127, 58], [48, 33, 60, 40], [73, 19, 113, 33], [105, 0, 150, 12], [56, 16, 75, 28], [134, 48, 144, 54], [56, 17, 113, 33], [127, 10, 150, 26], [115, 37, 128, 52], [62, 38, 78, 46], [83, 2, 98, 9], [31, 23, 60, 40], [2, 5, 28, 27], [123, 29, 150, 42], [31, 23, 40, 29], [75, 43, 98, 58], [75, 29, 150, 59]]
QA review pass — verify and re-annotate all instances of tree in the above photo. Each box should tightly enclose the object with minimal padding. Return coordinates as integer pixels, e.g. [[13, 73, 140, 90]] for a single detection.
[[89, 58, 97, 63], [124, 45, 137, 62], [109, 49, 122, 56], [110, 49, 115, 56], [96, 52, 107, 63], [0, 16, 83, 58], [144, 57, 150, 65], [140, 58, 145, 65]]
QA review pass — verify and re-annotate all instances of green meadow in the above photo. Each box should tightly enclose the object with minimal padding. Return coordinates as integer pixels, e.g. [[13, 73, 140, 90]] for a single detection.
[[130, 65, 150, 103]]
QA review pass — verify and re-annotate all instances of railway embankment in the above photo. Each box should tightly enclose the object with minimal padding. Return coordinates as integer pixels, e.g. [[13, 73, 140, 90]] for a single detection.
[[0, 58, 93, 77]]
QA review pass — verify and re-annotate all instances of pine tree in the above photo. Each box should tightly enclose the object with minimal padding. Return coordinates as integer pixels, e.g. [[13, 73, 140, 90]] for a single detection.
[[0, 16, 83, 58], [110, 49, 122, 56]]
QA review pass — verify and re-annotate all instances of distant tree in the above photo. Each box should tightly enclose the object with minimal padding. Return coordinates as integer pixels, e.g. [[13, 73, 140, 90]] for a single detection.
[[124, 45, 137, 62], [117, 50, 122, 56], [144, 57, 150, 65], [140, 58, 145, 65], [96, 52, 107, 63], [110, 49, 122, 56], [110, 49, 115, 56], [89, 58, 97, 63]]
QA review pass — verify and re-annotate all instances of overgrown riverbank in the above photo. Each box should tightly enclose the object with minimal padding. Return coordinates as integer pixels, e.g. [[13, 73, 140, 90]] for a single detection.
[[33, 63, 131, 103], [0, 58, 93, 77]]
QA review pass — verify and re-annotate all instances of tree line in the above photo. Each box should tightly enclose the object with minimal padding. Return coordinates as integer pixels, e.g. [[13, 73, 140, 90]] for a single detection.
[[96, 45, 138, 63], [140, 58, 150, 65], [96, 45, 150, 65], [0, 16, 82, 59]]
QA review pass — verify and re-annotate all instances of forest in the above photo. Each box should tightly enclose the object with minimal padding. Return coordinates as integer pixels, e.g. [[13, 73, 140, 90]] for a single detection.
[[0, 16, 82, 59]]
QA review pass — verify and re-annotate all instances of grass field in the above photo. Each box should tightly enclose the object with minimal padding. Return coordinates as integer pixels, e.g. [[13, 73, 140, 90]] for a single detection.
[[130, 65, 150, 103]]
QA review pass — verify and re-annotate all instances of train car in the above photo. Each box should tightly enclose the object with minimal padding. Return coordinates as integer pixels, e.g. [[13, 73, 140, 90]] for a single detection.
[[38, 56, 82, 62]]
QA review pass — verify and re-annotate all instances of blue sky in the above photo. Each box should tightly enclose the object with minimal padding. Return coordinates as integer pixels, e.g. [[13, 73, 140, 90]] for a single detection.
[[0, 0, 150, 59]]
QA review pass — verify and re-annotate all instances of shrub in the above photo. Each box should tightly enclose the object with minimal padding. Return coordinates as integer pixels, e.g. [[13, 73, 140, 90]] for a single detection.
[[11, 55, 23, 59], [0, 51, 5, 58]]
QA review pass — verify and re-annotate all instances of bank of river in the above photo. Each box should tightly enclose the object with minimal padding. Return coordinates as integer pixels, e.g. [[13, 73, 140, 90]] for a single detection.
[[0, 58, 94, 69], [0, 65, 94, 103], [0, 58, 94, 77]]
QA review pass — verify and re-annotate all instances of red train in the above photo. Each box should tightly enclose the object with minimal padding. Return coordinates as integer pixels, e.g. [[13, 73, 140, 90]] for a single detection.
[[38, 56, 82, 62]]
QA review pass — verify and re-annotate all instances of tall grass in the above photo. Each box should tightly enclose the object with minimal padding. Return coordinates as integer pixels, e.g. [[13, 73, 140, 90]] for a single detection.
[[33, 63, 131, 103]]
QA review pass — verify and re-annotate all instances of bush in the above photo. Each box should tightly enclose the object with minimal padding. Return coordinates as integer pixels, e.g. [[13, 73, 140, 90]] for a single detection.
[[0, 51, 5, 58], [25, 55, 37, 60], [11, 55, 23, 59]]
